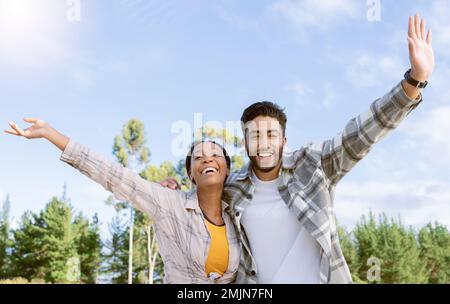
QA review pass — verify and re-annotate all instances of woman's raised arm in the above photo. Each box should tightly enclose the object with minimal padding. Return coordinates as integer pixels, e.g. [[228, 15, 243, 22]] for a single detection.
[[4, 118, 179, 222]]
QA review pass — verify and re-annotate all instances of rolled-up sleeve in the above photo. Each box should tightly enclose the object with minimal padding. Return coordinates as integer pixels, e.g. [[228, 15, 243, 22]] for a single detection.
[[60, 139, 175, 221], [319, 81, 423, 185]]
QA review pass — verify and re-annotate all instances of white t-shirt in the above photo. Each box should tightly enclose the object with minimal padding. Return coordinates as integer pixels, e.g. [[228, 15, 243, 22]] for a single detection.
[[241, 174, 321, 283]]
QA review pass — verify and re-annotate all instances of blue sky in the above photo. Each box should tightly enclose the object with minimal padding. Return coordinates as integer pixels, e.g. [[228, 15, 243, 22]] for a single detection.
[[1, 0, 450, 238]]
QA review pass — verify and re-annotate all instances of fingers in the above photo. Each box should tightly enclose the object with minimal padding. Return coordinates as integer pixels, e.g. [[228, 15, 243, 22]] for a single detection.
[[9, 122, 19, 133], [9, 122, 25, 136], [409, 14, 432, 45], [167, 178, 181, 190], [167, 179, 180, 190], [426, 28, 432, 45], [173, 180, 181, 190], [167, 182, 178, 190], [6, 121, 32, 138], [407, 36, 416, 56], [412, 14, 430, 41], [420, 18, 426, 41], [159, 179, 179, 190], [415, 14, 421, 40], [4, 129, 20, 136], [408, 16, 416, 39], [23, 118, 37, 124]]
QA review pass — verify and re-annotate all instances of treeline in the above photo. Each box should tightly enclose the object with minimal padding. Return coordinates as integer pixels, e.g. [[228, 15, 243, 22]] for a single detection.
[[1, 192, 449, 284], [339, 213, 450, 283], [0, 192, 101, 283]]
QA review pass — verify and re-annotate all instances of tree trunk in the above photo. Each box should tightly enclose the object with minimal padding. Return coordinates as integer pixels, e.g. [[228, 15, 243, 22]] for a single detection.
[[146, 223, 160, 284], [128, 208, 134, 284], [147, 224, 156, 284]]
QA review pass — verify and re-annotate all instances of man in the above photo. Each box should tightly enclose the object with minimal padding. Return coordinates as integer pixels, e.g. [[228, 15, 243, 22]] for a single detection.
[[162, 15, 434, 284]]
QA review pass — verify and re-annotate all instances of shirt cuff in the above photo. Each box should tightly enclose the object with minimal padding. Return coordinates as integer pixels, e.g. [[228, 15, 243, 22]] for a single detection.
[[395, 81, 423, 108], [59, 138, 83, 167]]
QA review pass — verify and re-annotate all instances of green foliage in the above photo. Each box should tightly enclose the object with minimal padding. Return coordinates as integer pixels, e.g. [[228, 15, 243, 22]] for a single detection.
[[9, 196, 101, 283], [103, 215, 129, 283], [140, 161, 178, 183], [106, 118, 164, 284], [39, 197, 78, 283], [0, 194, 12, 278], [103, 214, 163, 284], [418, 222, 450, 283], [231, 154, 245, 172], [338, 212, 449, 284], [11, 211, 47, 281], [337, 225, 362, 282], [73, 213, 102, 283], [113, 119, 150, 168]]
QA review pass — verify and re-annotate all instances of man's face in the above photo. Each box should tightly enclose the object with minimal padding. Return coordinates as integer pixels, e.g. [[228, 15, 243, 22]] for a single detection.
[[243, 116, 286, 173]]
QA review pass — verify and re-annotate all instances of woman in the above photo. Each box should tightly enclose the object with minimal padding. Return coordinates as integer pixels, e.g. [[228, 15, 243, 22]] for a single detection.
[[4, 118, 240, 283]]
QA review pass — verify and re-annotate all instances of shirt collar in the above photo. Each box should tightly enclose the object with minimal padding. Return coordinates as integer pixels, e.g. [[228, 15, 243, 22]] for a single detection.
[[185, 189, 230, 214]]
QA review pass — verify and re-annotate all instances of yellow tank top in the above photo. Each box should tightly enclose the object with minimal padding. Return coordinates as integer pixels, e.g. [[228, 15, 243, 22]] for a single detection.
[[205, 219, 229, 277]]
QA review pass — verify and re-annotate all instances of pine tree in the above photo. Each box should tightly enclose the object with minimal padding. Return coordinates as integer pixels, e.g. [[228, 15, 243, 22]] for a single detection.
[[418, 222, 450, 283], [5, 185, 102, 283], [39, 197, 78, 283], [74, 213, 102, 283], [353, 212, 428, 283], [104, 215, 130, 283], [11, 211, 47, 281], [337, 224, 363, 283]]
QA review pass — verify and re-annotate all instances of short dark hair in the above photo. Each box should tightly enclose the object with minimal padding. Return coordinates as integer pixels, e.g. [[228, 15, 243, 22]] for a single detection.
[[185, 140, 231, 185], [240, 101, 287, 136]]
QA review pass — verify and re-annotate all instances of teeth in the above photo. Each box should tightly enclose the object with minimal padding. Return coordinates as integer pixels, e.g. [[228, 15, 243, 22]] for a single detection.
[[258, 152, 272, 157], [201, 167, 218, 174]]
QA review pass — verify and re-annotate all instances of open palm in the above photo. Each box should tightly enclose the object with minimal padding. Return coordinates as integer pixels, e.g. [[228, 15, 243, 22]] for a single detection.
[[4, 118, 49, 139], [408, 15, 435, 81]]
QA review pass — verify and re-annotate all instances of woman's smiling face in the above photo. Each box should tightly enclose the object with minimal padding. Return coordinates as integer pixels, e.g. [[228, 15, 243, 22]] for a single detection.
[[189, 141, 229, 188]]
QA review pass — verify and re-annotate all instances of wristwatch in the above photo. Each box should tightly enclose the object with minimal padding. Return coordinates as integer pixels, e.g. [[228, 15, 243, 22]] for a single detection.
[[404, 69, 428, 89]]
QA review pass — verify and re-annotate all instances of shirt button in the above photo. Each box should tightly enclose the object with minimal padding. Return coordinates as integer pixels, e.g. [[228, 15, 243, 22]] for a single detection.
[[250, 270, 256, 276], [235, 212, 240, 217]]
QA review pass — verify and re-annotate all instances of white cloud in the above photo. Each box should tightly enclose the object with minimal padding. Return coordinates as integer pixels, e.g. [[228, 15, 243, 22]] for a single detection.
[[287, 81, 337, 109], [426, 65, 450, 104], [269, 0, 361, 37], [345, 53, 405, 88], [401, 106, 450, 168], [216, 6, 262, 33], [68, 56, 129, 87], [288, 82, 312, 106], [334, 179, 450, 230], [322, 83, 337, 109], [426, 0, 450, 60]]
